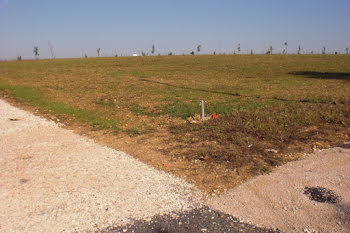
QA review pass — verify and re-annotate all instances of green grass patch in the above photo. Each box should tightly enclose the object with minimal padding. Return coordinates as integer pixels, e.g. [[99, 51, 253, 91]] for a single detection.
[[0, 81, 118, 130], [128, 103, 161, 117], [124, 127, 143, 137]]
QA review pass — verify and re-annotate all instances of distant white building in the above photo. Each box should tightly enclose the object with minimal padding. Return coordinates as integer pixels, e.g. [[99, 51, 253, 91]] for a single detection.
[[132, 54, 138, 57]]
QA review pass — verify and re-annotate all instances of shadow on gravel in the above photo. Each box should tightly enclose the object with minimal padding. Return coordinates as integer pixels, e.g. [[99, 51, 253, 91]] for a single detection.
[[289, 71, 350, 81], [99, 206, 280, 233]]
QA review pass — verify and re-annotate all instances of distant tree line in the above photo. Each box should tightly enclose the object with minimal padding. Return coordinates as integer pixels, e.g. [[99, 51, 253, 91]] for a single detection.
[[12, 42, 350, 61]]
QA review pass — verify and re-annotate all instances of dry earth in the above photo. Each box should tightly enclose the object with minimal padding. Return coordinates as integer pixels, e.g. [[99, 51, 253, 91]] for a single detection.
[[208, 143, 350, 233]]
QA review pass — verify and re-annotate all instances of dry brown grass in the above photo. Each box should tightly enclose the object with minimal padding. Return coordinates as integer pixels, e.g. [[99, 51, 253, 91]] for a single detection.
[[1, 54, 349, 192]]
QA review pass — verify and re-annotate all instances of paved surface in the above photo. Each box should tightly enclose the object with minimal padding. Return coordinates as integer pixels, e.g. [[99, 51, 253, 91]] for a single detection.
[[100, 206, 279, 233]]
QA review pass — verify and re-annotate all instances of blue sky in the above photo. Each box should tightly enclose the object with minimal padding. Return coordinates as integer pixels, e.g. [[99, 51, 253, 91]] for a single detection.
[[1, 0, 350, 59]]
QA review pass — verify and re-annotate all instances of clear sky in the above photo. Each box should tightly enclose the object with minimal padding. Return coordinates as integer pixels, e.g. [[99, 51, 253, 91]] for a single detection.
[[1, 0, 350, 59]]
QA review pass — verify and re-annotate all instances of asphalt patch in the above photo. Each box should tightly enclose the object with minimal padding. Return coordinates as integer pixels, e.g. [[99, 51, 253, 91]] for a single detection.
[[304, 186, 341, 204], [99, 206, 280, 233]]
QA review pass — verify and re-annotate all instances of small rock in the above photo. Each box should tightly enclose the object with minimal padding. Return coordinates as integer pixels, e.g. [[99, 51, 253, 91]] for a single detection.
[[201, 228, 208, 232], [265, 149, 278, 153]]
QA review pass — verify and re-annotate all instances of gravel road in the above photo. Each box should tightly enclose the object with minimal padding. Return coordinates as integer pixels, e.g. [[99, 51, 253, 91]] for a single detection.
[[208, 143, 350, 233], [0, 99, 202, 232]]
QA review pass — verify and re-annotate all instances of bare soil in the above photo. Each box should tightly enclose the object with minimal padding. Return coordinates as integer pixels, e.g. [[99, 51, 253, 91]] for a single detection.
[[208, 143, 350, 233]]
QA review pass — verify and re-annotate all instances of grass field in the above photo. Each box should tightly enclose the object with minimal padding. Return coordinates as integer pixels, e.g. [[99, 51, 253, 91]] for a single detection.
[[1, 54, 349, 192]]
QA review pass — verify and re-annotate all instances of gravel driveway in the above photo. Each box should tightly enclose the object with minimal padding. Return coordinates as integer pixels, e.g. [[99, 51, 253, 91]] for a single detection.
[[208, 143, 350, 233], [0, 99, 202, 232]]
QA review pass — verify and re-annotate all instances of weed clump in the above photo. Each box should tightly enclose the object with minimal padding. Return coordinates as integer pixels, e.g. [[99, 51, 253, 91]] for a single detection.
[[169, 103, 350, 178]]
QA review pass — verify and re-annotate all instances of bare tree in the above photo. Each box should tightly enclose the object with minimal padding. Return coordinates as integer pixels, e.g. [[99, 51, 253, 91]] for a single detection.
[[97, 48, 101, 57], [250, 49, 253, 55], [151, 44, 155, 55], [346, 47, 349, 55], [322, 46, 326, 54], [197, 44, 201, 54], [48, 41, 55, 58], [297, 44, 301, 54], [237, 43, 241, 54], [33, 46, 39, 59], [283, 41, 288, 54]]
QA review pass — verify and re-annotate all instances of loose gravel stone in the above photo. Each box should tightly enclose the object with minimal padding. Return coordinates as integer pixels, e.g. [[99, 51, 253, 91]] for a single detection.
[[208, 142, 350, 233], [0, 99, 202, 233]]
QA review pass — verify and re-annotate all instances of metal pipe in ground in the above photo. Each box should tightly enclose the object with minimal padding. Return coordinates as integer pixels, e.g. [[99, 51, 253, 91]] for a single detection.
[[200, 100, 205, 121]]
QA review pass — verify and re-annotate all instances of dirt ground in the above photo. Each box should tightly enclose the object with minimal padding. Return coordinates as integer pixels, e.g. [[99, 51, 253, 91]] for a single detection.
[[208, 143, 350, 233]]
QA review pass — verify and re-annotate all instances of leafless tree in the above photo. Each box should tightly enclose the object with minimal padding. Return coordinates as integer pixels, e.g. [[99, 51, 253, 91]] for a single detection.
[[283, 41, 288, 54], [197, 45, 201, 53], [269, 45, 273, 54], [151, 44, 155, 55], [48, 41, 55, 59], [33, 46, 39, 59]]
